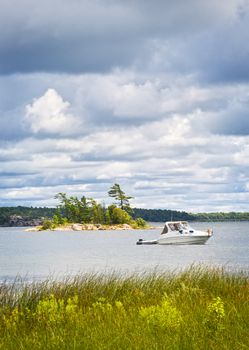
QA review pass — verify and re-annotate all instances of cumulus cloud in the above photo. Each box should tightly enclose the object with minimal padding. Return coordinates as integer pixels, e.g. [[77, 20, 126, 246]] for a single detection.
[[24, 88, 82, 135], [1, 98, 248, 211]]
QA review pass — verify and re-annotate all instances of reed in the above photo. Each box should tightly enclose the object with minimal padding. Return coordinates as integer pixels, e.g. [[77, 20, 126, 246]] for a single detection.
[[0, 267, 248, 350]]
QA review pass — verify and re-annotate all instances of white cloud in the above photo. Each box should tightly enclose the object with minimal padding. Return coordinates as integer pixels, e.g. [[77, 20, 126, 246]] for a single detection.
[[76, 74, 215, 120], [2, 99, 249, 211], [25, 88, 82, 135]]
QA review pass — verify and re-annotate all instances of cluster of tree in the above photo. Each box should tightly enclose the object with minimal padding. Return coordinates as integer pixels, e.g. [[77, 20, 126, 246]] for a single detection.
[[132, 208, 249, 222], [132, 208, 194, 222], [191, 212, 249, 222], [42, 184, 147, 229]]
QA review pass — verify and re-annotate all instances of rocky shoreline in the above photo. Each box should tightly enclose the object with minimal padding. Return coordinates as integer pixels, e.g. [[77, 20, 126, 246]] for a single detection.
[[1, 215, 44, 227], [25, 223, 153, 232], [2, 215, 154, 231]]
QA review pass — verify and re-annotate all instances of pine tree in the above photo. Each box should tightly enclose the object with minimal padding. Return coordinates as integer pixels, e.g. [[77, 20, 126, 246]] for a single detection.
[[108, 184, 133, 212]]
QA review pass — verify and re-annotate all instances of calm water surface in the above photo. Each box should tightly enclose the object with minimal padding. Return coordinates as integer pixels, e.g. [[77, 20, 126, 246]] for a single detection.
[[0, 222, 248, 281]]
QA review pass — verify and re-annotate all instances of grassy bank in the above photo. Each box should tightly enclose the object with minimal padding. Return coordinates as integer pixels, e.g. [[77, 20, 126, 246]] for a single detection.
[[0, 267, 248, 350]]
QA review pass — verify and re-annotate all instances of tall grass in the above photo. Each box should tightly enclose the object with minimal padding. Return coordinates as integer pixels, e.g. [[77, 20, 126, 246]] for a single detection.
[[0, 267, 248, 350]]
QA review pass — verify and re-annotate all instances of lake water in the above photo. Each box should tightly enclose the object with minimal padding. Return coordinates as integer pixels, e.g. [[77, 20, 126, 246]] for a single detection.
[[0, 221, 248, 282]]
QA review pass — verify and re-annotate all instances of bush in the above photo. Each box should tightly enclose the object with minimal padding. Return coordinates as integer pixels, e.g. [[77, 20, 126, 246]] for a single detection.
[[40, 219, 54, 230], [52, 214, 60, 226], [139, 296, 182, 331], [61, 217, 68, 225], [110, 207, 132, 224], [204, 296, 225, 333], [135, 217, 147, 228]]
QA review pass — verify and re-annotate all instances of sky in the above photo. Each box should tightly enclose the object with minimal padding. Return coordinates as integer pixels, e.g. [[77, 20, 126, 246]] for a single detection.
[[1, 0, 249, 212]]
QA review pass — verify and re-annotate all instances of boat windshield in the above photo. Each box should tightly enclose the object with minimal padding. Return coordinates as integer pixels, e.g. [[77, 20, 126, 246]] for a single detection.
[[161, 225, 168, 234], [168, 222, 189, 231]]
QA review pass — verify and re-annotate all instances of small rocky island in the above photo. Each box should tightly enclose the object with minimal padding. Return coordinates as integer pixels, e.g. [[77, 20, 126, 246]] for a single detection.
[[25, 184, 148, 231]]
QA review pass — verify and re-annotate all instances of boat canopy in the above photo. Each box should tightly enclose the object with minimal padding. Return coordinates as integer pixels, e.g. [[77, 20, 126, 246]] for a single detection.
[[161, 221, 189, 235]]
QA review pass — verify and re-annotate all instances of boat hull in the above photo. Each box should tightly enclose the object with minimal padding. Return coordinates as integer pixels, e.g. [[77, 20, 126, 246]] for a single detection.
[[157, 235, 210, 245]]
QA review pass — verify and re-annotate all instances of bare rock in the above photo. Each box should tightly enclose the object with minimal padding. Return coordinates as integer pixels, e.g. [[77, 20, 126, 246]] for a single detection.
[[8, 215, 44, 227], [72, 224, 83, 231]]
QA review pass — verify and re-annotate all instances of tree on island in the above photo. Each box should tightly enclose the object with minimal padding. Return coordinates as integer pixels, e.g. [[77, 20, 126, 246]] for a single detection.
[[108, 183, 133, 212], [54, 192, 98, 223], [41, 187, 147, 230]]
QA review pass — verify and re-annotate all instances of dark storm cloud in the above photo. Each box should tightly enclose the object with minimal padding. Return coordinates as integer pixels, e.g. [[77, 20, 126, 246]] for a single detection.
[[210, 113, 249, 135], [200, 96, 249, 135], [0, 0, 245, 77], [0, 36, 140, 74], [0, 0, 150, 74], [184, 10, 249, 83]]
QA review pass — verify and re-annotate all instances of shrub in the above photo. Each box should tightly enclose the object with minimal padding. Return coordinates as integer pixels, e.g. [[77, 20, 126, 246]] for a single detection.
[[110, 207, 132, 224], [52, 214, 60, 226], [40, 219, 53, 230], [61, 217, 68, 225], [204, 296, 225, 333], [139, 296, 182, 331], [135, 218, 147, 228], [35, 294, 80, 326]]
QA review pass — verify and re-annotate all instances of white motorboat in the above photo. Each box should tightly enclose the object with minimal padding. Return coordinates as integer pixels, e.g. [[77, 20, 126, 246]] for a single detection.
[[136, 221, 213, 245]]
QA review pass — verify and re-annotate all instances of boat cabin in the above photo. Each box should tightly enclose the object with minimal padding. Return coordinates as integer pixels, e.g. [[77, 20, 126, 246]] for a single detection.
[[161, 221, 190, 235]]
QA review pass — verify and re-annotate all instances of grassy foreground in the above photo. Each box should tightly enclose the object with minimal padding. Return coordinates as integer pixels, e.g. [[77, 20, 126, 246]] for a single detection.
[[0, 268, 248, 350]]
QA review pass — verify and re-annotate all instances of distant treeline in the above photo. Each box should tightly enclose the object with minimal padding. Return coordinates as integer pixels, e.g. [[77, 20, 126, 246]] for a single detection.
[[132, 208, 194, 222], [1, 206, 249, 226], [132, 208, 249, 222], [192, 211, 249, 222], [0, 206, 56, 226]]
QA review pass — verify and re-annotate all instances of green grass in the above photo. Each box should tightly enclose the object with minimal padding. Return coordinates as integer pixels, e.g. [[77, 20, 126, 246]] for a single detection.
[[0, 267, 248, 350]]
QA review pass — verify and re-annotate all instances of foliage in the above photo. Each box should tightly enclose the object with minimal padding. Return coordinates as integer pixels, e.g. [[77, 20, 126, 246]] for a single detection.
[[139, 296, 182, 331], [192, 211, 249, 221], [55, 193, 93, 223], [108, 183, 133, 212], [132, 208, 194, 222], [52, 214, 60, 226], [109, 207, 132, 224], [0, 267, 248, 349], [35, 294, 80, 326], [204, 296, 225, 333], [134, 217, 147, 228], [1, 205, 249, 227], [133, 208, 249, 222], [52, 190, 134, 227], [40, 219, 54, 230]]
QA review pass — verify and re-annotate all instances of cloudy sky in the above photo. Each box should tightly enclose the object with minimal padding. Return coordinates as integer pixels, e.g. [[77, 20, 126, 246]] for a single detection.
[[1, 0, 249, 212]]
